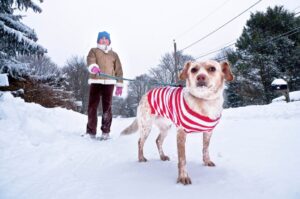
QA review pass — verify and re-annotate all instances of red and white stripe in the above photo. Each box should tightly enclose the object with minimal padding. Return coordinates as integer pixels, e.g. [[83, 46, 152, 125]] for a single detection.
[[147, 87, 221, 133]]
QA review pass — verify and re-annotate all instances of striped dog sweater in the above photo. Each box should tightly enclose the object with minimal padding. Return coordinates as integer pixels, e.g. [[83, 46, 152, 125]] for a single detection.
[[147, 87, 221, 133]]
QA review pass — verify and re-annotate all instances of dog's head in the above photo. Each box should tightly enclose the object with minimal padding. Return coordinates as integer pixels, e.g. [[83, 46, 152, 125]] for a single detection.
[[179, 60, 234, 100]]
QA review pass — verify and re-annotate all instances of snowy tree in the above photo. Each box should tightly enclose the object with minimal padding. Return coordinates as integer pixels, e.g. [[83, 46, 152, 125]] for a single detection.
[[149, 51, 194, 85], [17, 55, 59, 76], [0, 0, 47, 78], [117, 52, 195, 117], [127, 74, 155, 110], [16, 55, 61, 81], [227, 6, 300, 105], [112, 97, 135, 118], [62, 56, 89, 113]]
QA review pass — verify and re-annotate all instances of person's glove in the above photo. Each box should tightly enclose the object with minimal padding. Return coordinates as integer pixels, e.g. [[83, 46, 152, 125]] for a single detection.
[[90, 66, 101, 74], [115, 87, 123, 96]]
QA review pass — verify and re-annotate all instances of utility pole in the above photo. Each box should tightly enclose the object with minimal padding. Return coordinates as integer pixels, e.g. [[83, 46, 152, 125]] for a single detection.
[[173, 39, 179, 83]]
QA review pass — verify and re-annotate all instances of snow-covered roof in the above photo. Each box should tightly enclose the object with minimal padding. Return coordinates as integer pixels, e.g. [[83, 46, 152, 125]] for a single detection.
[[271, 78, 287, 85], [0, 73, 9, 87]]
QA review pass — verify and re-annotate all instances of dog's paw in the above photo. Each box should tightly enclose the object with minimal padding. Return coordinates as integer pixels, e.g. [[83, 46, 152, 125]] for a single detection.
[[160, 155, 170, 161], [204, 161, 216, 167], [177, 176, 192, 185], [138, 157, 148, 162]]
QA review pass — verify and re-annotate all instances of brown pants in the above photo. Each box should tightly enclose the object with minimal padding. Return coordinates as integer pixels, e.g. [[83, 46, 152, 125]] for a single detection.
[[86, 84, 114, 135]]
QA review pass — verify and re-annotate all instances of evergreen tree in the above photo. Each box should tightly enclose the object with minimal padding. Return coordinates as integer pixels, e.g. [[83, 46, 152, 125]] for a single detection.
[[227, 6, 300, 105], [0, 0, 46, 77]]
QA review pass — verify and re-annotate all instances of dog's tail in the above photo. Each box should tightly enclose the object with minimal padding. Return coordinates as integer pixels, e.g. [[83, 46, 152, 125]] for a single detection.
[[121, 118, 138, 135]]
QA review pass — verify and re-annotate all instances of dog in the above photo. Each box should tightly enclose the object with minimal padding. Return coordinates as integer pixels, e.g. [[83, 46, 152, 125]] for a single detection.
[[121, 60, 233, 185]]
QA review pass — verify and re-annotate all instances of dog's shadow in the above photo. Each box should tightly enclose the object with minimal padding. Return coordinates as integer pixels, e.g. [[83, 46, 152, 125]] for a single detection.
[[109, 159, 233, 186], [186, 161, 234, 185]]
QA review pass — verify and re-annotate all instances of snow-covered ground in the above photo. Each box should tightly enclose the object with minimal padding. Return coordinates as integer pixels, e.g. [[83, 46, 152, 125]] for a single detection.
[[0, 74, 9, 87], [272, 90, 300, 102], [0, 92, 300, 199]]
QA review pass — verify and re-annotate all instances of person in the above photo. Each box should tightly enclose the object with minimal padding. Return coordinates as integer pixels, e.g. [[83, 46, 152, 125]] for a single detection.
[[84, 31, 123, 140]]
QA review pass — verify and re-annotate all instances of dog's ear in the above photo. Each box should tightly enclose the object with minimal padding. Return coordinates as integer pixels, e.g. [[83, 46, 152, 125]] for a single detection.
[[179, 61, 191, 81], [221, 61, 234, 81]]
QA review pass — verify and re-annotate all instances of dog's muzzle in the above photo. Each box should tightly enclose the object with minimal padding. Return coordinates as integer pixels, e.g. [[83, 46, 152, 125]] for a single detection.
[[196, 74, 208, 87], [197, 80, 207, 87]]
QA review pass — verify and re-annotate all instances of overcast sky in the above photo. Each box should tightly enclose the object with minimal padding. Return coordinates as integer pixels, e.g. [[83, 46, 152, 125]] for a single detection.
[[23, 0, 299, 79]]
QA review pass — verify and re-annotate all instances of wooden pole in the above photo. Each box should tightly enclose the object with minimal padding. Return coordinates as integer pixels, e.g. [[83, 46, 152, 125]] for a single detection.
[[174, 39, 178, 83]]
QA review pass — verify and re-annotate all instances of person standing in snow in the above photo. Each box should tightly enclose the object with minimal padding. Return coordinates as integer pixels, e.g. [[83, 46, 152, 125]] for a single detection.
[[84, 31, 123, 140]]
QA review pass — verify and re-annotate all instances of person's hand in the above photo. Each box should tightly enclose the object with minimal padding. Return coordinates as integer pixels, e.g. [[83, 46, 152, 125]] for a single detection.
[[90, 66, 101, 74], [115, 87, 122, 96]]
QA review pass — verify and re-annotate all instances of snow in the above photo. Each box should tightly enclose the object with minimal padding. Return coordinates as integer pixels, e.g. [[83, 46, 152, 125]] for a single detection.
[[3, 22, 39, 49], [0, 14, 36, 38], [0, 20, 46, 52], [0, 74, 9, 87], [272, 90, 300, 102], [271, 78, 287, 85], [0, 91, 300, 199]]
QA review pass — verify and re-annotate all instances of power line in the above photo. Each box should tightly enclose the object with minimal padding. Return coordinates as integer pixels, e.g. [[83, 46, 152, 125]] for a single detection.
[[179, 0, 263, 52], [279, 29, 300, 38], [175, 0, 231, 40], [194, 26, 300, 60], [293, 5, 300, 16], [261, 26, 300, 44], [216, 28, 300, 62], [195, 42, 235, 60], [293, 5, 300, 11]]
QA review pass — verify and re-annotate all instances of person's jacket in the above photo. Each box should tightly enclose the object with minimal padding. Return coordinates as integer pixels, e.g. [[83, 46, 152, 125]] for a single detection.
[[87, 47, 123, 87]]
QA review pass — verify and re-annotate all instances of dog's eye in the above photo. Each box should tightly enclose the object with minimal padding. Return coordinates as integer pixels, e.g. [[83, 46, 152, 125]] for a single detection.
[[208, 67, 216, 72], [191, 68, 198, 73]]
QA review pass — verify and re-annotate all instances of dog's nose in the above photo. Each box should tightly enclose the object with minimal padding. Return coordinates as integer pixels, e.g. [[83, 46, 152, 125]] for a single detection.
[[197, 74, 206, 81]]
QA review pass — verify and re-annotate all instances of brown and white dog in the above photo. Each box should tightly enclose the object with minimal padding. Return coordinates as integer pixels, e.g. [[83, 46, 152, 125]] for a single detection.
[[121, 60, 233, 185]]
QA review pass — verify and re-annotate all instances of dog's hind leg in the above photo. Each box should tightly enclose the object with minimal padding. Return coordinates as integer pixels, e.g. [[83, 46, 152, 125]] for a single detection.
[[203, 132, 215, 166], [138, 124, 151, 162], [136, 95, 153, 162], [155, 119, 171, 161]]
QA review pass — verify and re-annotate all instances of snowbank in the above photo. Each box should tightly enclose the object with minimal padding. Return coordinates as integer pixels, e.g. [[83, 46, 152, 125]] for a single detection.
[[0, 73, 9, 87], [0, 92, 300, 199], [272, 90, 300, 102]]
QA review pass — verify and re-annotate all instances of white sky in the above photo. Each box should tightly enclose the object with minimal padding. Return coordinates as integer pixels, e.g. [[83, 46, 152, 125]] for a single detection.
[[23, 0, 299, 79]]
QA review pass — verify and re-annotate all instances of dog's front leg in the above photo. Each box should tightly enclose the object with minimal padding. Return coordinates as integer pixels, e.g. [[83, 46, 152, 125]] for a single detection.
[[203, 132, 215, 166], [177, 129, 191, 185]]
